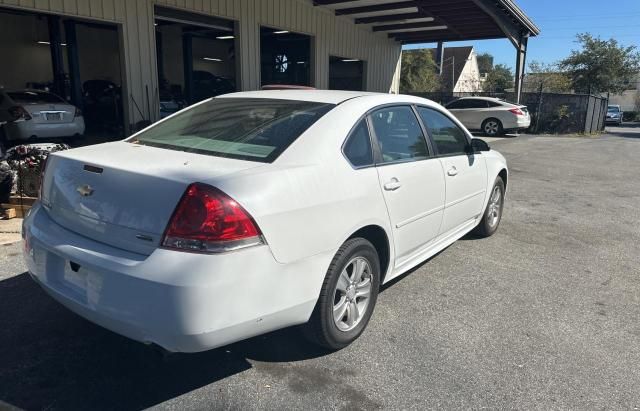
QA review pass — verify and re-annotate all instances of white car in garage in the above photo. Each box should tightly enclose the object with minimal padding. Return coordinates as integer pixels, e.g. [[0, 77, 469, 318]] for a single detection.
[[0, 89, 85, 142], [23, 90, 507, 352], [446, 96, 530, 136]]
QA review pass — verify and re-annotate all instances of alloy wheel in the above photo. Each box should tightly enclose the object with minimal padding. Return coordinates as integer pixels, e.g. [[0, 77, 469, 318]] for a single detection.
[[332, 256, 373, 332], [485, 121, 499, 136], [487, 185, 502, 227]]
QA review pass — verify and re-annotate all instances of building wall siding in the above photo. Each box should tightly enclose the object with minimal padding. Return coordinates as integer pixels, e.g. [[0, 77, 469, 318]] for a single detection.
[[0, 0, 402, 126]]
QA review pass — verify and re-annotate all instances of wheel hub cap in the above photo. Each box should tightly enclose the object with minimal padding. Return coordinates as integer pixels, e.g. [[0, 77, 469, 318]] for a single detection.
[[346, 286, 356, 301]]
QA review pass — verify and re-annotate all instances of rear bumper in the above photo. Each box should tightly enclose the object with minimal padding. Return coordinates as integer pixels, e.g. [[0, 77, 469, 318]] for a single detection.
[[23, 202, 328, 352], [504, 116, 531, 131], [4, 117, 85, 140]]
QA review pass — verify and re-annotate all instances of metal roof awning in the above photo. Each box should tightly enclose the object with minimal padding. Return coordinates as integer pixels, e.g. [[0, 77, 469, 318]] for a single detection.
[[313, 0, 540, 46]]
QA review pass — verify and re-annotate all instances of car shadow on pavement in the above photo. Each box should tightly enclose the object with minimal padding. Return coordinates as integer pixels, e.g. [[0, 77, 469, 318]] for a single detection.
[[605, 122, 640, 139], [0, 272, 331, 410]]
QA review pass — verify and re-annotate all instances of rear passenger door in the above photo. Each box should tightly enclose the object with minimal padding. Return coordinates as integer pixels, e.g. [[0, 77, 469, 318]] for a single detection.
[[417, 106, 487, 236], [369, 105, 446, 266]]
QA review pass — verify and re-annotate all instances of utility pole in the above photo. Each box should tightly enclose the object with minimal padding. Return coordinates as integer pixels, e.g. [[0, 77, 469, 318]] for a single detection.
[[451, 55, 455, 92]]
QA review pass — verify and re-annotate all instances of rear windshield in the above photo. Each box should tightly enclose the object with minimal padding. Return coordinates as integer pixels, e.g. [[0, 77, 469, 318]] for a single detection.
[[608, 106, 620, 112], [8, 91, 65, 104], [129, 98, 335, 162]]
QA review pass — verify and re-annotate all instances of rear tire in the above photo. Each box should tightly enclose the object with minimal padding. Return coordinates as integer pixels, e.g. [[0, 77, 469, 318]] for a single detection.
[[304, 238, 380, 350], [482, 118, 504, 137], [473, 177, 505, 237]]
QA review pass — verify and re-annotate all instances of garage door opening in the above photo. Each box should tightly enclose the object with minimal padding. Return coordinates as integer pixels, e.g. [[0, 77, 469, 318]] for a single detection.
[[260, 27, 312, 87], [0, 7, 125, 144], [155, 6, 237, 118], [329, 56, 365, 91]]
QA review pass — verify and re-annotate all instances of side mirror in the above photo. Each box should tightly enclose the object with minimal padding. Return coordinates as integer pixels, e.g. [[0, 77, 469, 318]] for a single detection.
[[470, 138, 490, 153]]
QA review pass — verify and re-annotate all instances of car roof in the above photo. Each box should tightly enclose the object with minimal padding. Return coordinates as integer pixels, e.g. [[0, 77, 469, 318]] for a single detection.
[[456, 96, 502, 101], [218, 89, 393, 105]]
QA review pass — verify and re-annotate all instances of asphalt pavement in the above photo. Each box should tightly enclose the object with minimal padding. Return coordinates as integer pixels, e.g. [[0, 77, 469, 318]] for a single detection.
[[1, 124, 639, 410]]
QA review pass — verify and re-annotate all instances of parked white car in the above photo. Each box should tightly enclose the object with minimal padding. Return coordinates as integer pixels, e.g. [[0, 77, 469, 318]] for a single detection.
[[0, 90, 85, 141], [446, 96, 531, 136], [605, 105, 623, 125], [23, 90, 508, 352]]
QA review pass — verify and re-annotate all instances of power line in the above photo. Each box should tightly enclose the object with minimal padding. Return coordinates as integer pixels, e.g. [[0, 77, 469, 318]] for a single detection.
[[536, 34, 640, 40], [539, 25, 640, 31], [533, 12, 640, 21]]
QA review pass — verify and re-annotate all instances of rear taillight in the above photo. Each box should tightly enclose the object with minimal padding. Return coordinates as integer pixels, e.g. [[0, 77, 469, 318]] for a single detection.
[[162, 183, 263, 253], [38, 156, 48, 200], [74, 107, 82, 118], [9, 106, 32, 121], [509, 108, 524, 116]]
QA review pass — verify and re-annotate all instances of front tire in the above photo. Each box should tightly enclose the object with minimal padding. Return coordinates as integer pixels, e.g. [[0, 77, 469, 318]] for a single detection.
[[482, 118, 504, 137], [473, 177, 505, 237], [304, 238, 380, 350]]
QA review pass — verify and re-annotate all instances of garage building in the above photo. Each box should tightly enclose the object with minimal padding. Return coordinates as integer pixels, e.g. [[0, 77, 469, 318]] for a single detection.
[[0, 0, 538, 137]]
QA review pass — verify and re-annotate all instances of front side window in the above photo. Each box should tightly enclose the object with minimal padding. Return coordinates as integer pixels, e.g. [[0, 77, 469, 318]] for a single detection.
[[343, 119, 373, 167], [417, 107, 469, 156], [129, 98, 334, 163], [369, 106, 428, 164], [446, 99, 466, 109]]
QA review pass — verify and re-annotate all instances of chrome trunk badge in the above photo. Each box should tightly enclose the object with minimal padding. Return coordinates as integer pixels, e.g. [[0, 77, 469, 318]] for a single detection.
[[76, 184, 94, 197]]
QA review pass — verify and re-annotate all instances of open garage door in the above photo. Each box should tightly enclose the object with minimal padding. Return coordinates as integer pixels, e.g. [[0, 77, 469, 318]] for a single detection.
[[260, 27, 312, 87], [154, 6, 237, 118], [329, 56, 365, 91], [0, 7, 125, 145]]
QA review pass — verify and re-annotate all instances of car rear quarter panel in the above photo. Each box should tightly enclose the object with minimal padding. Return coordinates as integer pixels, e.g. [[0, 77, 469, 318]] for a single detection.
[[481, 149, 509, 205]]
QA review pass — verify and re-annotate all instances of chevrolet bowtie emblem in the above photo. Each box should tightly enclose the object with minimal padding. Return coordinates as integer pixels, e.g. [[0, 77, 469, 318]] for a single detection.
[[77, 184, 94, 197]]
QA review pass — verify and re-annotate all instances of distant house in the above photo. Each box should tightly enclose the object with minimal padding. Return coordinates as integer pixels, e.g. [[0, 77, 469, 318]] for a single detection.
[[429, 46, 482, 92]]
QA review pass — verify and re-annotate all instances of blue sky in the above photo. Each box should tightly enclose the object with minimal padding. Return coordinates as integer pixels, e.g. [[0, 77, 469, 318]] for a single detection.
[[403, 0, 640, 70]]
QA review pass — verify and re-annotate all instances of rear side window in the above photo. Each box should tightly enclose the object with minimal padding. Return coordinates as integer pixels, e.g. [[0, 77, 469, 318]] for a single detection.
[[370, 106, 428, 163], [487, 101, 502, 107], [343, 120, 373, 167], [466, 99, 489, 108], [129, 98, 335, 163], [8, 91, 64, 104], [417, 107, 469, 156]]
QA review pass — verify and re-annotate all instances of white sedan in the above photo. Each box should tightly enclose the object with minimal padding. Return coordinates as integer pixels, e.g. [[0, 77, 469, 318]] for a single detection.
[[1, 89, 85, 141], [446, 96, 531, 136], [23, 90, 508, 352]]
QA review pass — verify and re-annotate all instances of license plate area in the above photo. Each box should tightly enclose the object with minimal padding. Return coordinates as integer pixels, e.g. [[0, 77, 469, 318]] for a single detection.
[[45, 112, 62, 121], [63, 260, 88, 292]]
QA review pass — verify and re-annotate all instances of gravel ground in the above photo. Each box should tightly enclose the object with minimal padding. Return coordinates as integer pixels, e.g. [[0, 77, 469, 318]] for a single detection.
[[0, 218, 22, 246], [1, 126, 639, 410]]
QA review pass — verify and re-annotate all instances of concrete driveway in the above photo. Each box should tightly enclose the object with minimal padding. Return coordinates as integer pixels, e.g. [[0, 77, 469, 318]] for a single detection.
[[1, 126, 639, 410]]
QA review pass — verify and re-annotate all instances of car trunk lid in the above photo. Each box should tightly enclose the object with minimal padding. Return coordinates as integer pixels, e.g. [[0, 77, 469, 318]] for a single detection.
[[23, 103, 76, 124], [41, 141, 263, 255]]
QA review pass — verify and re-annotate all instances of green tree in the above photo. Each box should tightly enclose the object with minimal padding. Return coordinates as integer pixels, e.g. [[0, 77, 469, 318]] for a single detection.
[[482, 64, 514, 92], [559, 33, 640, 94], [400, 49, 441, 93], [476, 52, 494, 74], [524, 61, 572, 93]]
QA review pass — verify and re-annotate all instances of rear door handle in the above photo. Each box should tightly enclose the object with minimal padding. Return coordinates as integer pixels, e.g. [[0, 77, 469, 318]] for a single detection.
[[384, 178, 401, 191], [447, 166, 458, 176]]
